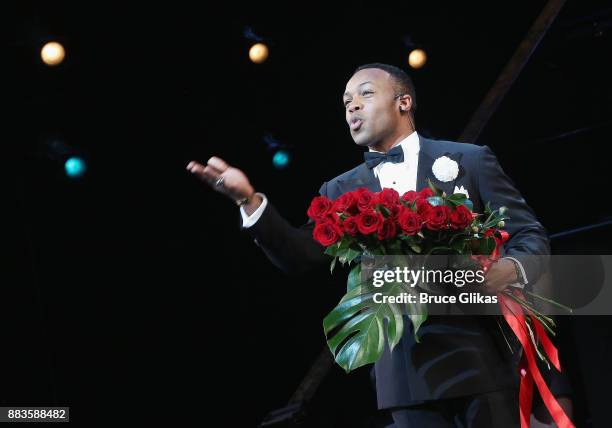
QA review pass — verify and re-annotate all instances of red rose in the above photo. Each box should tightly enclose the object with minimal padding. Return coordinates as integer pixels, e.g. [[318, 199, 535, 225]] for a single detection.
[[356, 209, 383, 235], [313, 220, 343, 246], [377, 188, 400, 208], [416, 198, 432, 215], [377, 218, 397, 240], [401, 190, 419, 203], [397, 207, 422, 235], [386, 204, 401, 219], [355, 188, 376, 212], [307, 196, 333, 220], [424, 205, 450, 231], [342, 216, 358, 236], [323, 212, 342, 226], [333, 192, 358, 215], [449, 205, 472, 230], [419, 188, 434, 199]]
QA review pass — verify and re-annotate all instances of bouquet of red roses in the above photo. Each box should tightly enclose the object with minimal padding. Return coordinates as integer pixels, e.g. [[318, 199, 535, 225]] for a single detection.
[[308, 180, 574, 428], [309, 180, 508, 362], [309, 182, 482, 264]]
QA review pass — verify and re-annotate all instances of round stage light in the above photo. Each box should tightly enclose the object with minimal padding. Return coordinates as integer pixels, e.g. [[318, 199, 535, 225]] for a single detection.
[[408, 49, 427, 69], [249, 43, 269, 64], [272, 150, 290, 169], [65, 157, 86, 178], [41, 41, 66, 66]]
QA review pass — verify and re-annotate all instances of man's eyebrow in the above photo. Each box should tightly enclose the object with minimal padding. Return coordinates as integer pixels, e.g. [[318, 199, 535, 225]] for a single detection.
[[343, 81, 374, 97]]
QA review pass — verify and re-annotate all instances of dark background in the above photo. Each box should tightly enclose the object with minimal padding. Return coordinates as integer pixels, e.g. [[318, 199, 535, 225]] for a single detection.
[[5, 1, 612, 426]]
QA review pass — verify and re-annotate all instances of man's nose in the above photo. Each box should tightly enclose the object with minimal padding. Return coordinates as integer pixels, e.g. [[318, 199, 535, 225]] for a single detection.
[[348, 99, 362, 113]]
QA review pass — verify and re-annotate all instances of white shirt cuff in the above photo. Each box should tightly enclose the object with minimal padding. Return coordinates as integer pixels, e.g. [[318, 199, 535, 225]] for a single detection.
[[240, 193, 268, 228], [503, 256, 528, 289]]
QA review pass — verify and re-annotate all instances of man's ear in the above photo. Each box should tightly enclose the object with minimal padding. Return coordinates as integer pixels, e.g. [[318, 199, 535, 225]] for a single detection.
[[398, 94, 412, 112]]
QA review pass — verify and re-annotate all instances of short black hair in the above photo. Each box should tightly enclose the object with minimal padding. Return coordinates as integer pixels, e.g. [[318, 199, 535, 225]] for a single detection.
[[353, 63, 417, 114]]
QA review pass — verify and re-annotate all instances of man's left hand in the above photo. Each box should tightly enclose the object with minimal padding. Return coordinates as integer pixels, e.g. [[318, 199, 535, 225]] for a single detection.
[[483, 258, 518, 294]]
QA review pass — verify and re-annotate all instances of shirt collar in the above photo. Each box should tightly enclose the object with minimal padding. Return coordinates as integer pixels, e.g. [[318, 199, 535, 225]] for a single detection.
[[369, 131, 420, 178], [368, 130, 420, 156]]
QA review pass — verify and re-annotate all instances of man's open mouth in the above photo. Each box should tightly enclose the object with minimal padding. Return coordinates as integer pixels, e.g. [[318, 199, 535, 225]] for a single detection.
[[350, 118, 364, 131]]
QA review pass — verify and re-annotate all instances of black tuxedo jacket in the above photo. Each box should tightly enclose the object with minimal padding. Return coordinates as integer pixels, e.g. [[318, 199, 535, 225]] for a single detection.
[[244, 134, 550, 409]]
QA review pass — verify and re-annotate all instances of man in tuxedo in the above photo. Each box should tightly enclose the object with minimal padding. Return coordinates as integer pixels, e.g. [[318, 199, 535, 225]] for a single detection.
[[186, 63, 550, 427]]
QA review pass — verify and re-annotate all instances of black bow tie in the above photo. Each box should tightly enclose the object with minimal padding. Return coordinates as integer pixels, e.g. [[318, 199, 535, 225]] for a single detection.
[[363, 145, 404, 169]]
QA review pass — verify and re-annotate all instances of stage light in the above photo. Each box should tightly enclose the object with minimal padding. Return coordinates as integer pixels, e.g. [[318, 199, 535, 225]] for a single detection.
[[408, 49, 427, 69], [249, 43, 269, 64], [64, 157, 86, 178], [272, 150, 290, 169], [41, 41, 66, 66]]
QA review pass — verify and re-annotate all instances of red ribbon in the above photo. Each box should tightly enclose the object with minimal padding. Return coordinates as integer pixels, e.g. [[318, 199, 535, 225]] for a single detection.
[[499, 291, 574, 428], [470, 229, 510, 273], [476, 227, 574, 427]]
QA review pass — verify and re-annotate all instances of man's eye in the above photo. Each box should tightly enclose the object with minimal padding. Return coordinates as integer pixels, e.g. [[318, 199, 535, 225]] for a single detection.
[[362, 90, 374, 96], [344, 100, 351, 107]]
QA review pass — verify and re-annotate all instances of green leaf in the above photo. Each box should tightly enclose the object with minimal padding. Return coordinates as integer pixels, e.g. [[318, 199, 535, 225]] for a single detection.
[[336, 247, 349, 265], [448, 192, 466, 200], [409, 314, 427, 343], [378, 204, 391, 218], [340, 248, 361, 265], [427, 178, 442, 196], [346, 264, 362, 292], [330, 257, 337, 273], [478, 237, 496, 255], [324, 278, 421, 373], [325, 245, 339, 257], [446, 193, 467, 205], [338, 236, 352, 250], [409, 243, 422, 253]]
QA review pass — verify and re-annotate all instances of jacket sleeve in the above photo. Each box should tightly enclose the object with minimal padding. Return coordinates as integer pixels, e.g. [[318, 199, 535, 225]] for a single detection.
[[242, 182, 331, 275], [476, 145, 550, 287]]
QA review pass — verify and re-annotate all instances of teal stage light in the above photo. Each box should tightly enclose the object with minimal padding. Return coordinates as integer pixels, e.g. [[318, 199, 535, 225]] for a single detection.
[[65, 157, 86, 178], [272, 150, 290, 169]]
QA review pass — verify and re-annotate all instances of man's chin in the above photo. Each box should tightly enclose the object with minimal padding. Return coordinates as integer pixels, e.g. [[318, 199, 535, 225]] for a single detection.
[[351, 132, 372, 147]]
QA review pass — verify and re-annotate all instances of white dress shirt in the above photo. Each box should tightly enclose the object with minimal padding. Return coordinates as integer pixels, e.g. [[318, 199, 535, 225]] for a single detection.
[[370, 131, 420, 194]]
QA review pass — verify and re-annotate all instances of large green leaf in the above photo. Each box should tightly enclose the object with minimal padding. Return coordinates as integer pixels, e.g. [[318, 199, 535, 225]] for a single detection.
[[323, 265, 427, 372]]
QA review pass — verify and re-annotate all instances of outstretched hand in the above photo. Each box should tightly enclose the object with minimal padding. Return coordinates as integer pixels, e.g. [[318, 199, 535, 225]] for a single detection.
[[186, 157, 262, 213]]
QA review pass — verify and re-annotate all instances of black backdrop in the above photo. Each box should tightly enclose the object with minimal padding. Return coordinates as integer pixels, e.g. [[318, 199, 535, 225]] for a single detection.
[[5, 1, 612, 426]]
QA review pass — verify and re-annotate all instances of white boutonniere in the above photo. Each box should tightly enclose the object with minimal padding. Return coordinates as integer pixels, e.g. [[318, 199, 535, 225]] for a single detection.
[[432, 156, 459, 182]]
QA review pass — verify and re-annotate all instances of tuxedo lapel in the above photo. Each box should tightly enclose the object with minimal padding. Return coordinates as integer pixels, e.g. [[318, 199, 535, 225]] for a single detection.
[[337, 164, 381, 193], [416, 136, 464, 196]]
